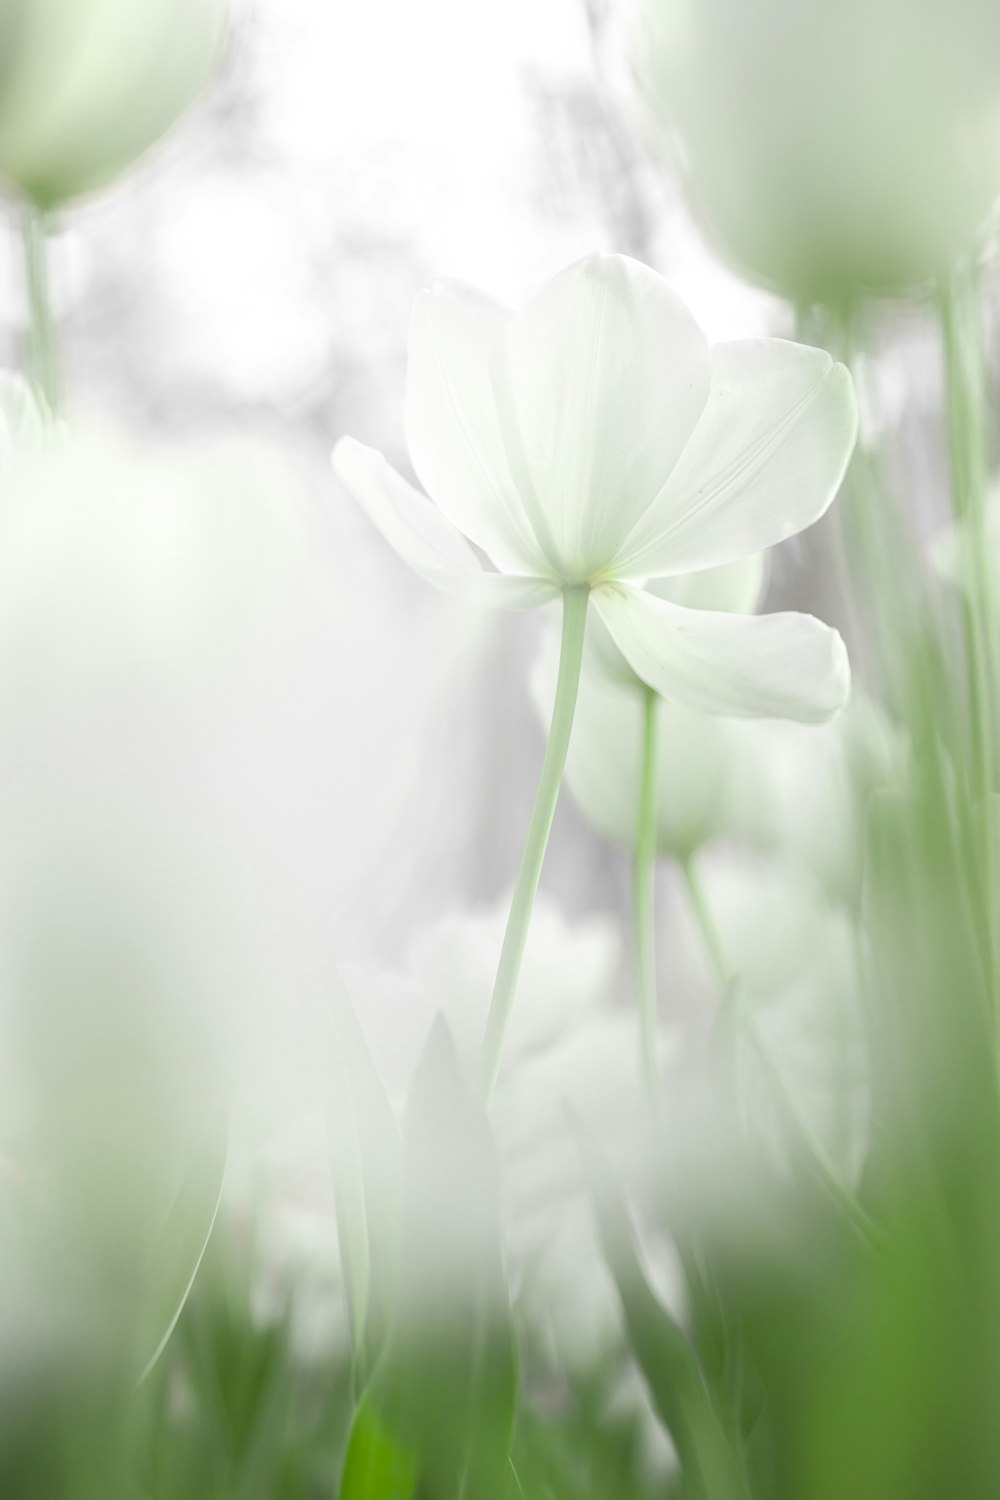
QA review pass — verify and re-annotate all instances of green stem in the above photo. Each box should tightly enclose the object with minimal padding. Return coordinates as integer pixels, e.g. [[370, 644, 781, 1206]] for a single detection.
[[21, 202, 59, 416], [681, 856, 732, 991], [480, 584, 589, 1100], [682, 856, 879, 1251], [940, 264, 1000, 1023], [633, 684, 661, 1093], [940, 265, 996, 776]]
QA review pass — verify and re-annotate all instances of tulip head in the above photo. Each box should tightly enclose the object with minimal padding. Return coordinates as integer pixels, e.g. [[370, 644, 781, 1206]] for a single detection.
[[637, 0, 1000, 302], [0, 0, 228, 207]]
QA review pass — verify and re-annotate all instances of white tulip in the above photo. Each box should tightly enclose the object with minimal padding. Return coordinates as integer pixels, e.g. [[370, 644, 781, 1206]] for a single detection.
[[333, 253, 855, 725], [0, 0, 227, 206]]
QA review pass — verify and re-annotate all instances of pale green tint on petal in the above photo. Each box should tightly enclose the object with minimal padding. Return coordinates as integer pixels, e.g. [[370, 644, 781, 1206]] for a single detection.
[[490, 253, 710, 582], [611, 340, 857, 580], [593, 582, 850, 722], [331, 438, 557, 609], [405, 280, 548, 576], [587, 551, 767, 689]]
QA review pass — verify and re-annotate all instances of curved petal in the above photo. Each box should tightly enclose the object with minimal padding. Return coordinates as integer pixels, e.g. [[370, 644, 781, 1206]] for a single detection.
[[586, 553, 768, 691], [593, 583, 850, 723], [331, 438, 557, 610], [490, 254, 711, 582], [610, 340, 857, 580], [405, 280, 547, 574]]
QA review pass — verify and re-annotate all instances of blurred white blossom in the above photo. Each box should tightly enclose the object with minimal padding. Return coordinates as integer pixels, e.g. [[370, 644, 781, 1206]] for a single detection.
[[0, 0, 228, 206], [637, 0, 1000, 300]]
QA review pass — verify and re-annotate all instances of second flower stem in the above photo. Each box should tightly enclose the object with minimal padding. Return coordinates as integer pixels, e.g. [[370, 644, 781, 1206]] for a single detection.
[[21, 202, 59, 416], [480, 584, 589, 1100], [634, 683, 661, 1093]]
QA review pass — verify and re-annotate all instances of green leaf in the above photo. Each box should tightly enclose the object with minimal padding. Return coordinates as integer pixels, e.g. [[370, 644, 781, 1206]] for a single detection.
[[340, 1402, 418, 1500], [324, 976, 404, 1381], [357, 1016, 519, 1500], [576, 1120, 753, 1500], [135, 1107, 227, 1384]]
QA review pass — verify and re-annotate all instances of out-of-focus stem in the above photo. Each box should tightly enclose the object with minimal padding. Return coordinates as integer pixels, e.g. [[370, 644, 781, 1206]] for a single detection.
[[682, 855, 879, 1251], [633, 684, 661, 1093], [21, 202, 59, 415], [480, 585, 589, 1101], [940, 264, 1000, 1018], [940, 265, 996, 774]]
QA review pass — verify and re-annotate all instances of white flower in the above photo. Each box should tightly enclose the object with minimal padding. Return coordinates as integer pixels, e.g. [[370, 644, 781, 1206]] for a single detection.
[[0, 0, 227, 206], [332, 254, 855, 724]]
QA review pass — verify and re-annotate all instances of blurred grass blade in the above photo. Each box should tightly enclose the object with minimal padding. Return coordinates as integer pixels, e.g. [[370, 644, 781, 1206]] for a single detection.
[[576, 1120, 753, 1500], [326, 976, 404, 1381], [135, 1107, 227, 1384], [354, 1016, 519, 1500], [340, 1402, 419, 1500]]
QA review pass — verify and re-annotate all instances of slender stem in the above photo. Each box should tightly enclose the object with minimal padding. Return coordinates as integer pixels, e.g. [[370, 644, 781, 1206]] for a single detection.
[[633, 684, 661, 1093], [21, 201, 59, 416], [682, 855, 879, 1251], [681, 856, 732, 990], [480, 585, 589, 1099], [940, 265, 996, 780], [940, 264, 1000, 1028]]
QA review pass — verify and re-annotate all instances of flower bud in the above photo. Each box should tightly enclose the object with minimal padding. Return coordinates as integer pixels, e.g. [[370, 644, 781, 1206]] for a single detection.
[[0, 0, 227, 207], [636, 0, 1000, 301]]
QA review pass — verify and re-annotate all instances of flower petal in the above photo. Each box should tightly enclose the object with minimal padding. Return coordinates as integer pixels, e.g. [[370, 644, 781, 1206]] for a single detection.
[[490, 254, 710, 582], [651, 551, 767, 614], [331, 438, 557, 609], [405, 279, 547, 574], [592, 583, 850, 723], [610, 340, 857, 579]]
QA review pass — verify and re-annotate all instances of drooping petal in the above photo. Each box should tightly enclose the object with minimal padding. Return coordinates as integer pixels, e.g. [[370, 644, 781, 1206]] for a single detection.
[[592, 582, 849, 723], [587, 552, 768, 689], [405, 280, 547, 575], [609, 340, 857, 580], [490, 254, 711, 582], [331, 438, 558, 610]]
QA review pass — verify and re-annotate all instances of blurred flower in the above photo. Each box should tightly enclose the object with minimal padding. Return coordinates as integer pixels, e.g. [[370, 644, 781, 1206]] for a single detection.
[[0, 0, 227, 206], [663, 849, 869, 1211], [931, 484, 1000, 594], [347, 897, 622, 1097], [333, 252, 855, 722], [741, 698, 905, 909], [637, 0, 1000, 301], [261, 897, 667, 1379]]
